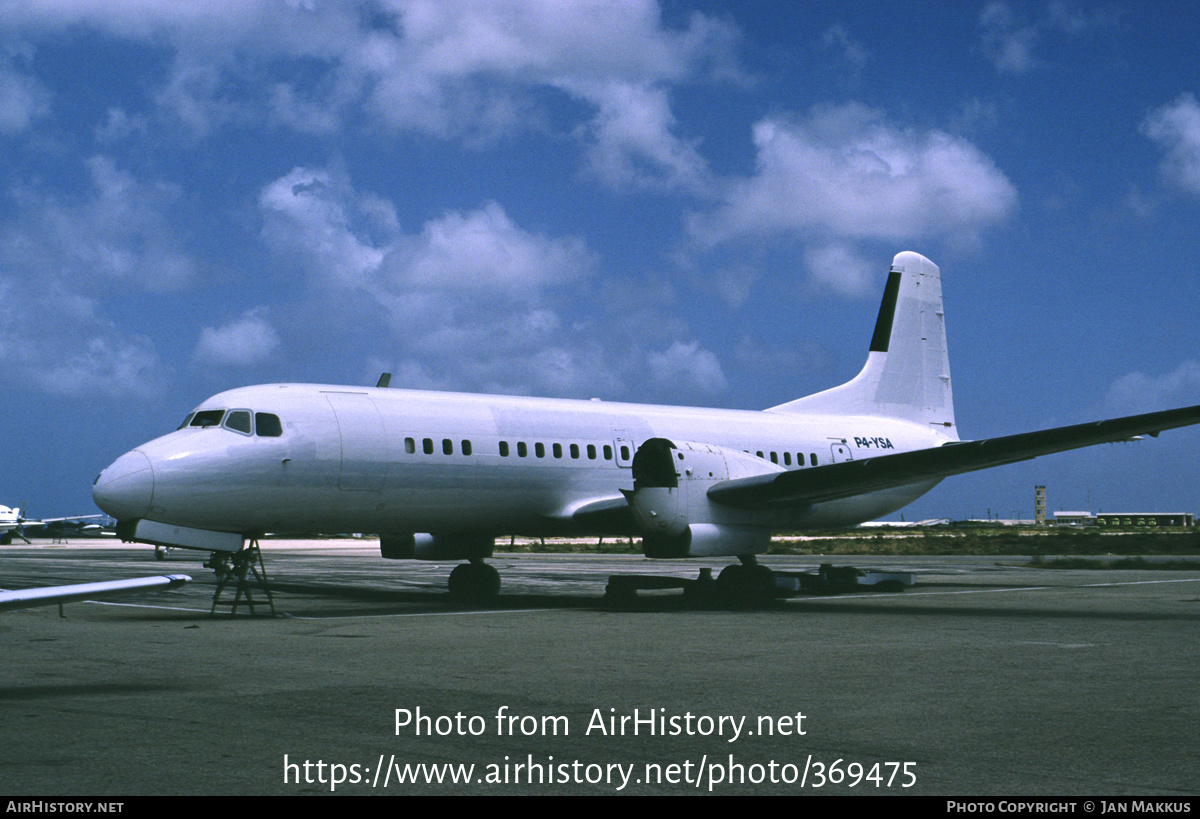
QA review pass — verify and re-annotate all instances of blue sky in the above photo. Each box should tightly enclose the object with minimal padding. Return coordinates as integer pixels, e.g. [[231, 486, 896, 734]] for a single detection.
[[3, 1, 1200, 523]]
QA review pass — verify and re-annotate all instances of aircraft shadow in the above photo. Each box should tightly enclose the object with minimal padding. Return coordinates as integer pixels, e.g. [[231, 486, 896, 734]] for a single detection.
[[0, 682, 182, 701]]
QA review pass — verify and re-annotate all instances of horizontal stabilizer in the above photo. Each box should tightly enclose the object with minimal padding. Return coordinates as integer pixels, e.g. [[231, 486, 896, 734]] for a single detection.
[[709, 405, 1200, 510]]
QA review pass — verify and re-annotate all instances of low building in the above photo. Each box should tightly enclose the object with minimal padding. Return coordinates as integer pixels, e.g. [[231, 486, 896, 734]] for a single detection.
[[1052, 511, 1096, 526], [1095, 513, 1194, 528]]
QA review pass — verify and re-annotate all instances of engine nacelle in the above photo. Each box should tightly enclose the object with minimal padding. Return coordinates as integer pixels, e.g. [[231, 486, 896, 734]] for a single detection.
[[643, 523, 773, 558], [627, 438, 786, 558], [380, 533, 495, 561]]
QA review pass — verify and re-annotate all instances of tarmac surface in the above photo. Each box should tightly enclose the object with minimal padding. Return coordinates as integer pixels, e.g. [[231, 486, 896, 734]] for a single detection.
[[3, 539, 1200, 796]]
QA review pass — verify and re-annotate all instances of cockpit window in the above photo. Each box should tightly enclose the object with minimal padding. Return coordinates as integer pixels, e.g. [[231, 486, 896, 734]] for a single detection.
[[224, 410, 252, 434], [180, 408, 281, 435], [189, 409, 226, 428], [255, 412, 283, 437]]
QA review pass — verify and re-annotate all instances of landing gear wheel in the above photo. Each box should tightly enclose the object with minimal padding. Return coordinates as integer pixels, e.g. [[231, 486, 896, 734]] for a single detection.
[[717, 563, 776, 601], [448, 562, 501, 600], [716, 563, 745, 591]]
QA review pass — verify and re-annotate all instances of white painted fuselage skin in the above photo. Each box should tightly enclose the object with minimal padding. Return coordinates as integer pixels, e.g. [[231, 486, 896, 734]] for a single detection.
[[88, 250, 1200, 579], [93, 384, 947, 546], [0, 505, 18, 533], [94, 251, 962, 567]]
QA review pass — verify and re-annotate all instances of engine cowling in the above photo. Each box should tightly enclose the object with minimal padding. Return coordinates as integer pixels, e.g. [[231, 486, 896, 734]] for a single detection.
[[380, 533, 494, 560], [626, 438, 785, 558]]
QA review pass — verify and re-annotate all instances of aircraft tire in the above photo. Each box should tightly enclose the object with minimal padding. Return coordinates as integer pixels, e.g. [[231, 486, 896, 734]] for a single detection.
[[717, 563, 775, 601], [448, 562, 501, 600]]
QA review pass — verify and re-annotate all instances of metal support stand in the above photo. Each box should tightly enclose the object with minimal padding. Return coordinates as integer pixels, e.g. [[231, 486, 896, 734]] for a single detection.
[[209, 539, 276, 615]]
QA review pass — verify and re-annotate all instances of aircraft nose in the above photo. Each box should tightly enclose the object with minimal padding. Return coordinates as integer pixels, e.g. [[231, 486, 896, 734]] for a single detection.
[[93, 450, 154, 520]]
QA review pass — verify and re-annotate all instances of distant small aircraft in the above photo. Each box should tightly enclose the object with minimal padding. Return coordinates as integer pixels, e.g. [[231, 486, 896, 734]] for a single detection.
[[92, 252, 1200, 599], [0, 505, 106, 545]]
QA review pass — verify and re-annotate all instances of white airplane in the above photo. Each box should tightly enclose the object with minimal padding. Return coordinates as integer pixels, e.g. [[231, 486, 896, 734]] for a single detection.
[[91, 252, 1200, 598], [0, 506, 19, 543], [0, 505, 105, 545]]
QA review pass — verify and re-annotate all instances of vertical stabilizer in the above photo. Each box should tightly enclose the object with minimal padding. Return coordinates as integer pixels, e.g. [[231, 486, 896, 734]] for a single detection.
[[767, 251, 956, 436]]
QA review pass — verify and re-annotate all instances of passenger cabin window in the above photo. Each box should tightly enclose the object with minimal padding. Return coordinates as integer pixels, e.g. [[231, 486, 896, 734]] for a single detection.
[[224, 410, 252, 435], [442, 439, 453, 455], [499, 441, 510, 457], [405, 437, 416, 454], [255, 413, 283, 437], [461, 440, 472, 456]]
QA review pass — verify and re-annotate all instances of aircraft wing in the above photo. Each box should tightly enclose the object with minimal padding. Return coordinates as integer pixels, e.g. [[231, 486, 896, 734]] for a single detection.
[[560, 495, 638, 534], [0, 575, 191, 613], [708, 405, 1200, 510]]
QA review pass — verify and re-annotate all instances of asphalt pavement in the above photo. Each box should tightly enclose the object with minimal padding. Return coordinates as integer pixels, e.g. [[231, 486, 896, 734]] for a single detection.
[[3, 541, 1199, 796]]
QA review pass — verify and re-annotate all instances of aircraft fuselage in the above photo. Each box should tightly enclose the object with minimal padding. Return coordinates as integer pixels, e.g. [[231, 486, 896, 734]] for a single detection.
[[93, 383, 945, 546]]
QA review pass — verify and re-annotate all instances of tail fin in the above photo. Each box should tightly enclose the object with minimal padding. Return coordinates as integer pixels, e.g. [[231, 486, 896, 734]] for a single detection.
[[767, 251, 956, 437]]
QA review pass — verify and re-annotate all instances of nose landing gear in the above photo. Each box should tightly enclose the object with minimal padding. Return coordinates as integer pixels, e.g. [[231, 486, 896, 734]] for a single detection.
[[206, 539, 277, 615]]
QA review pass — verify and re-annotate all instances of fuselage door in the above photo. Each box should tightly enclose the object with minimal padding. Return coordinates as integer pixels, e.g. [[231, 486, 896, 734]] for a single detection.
[[326, 393, 387, 491], [830, 441, 853, 463], [614, 434, 635, 468]]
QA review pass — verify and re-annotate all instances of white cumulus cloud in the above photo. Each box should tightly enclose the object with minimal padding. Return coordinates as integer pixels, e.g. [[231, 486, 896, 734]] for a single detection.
[[647, 340, 728, 398], [0, 57, 49, 134], [5, 0, 738, 191], [688, 103, 1018, 279], [979, 2, 1040, 74], [387, 201, 596, 293], [978, 1, 1120, 75], [802, 243, 876, 298], [0, 274, 166, 398], [256, 164, 616, 396], [1, 155, 197, 292], [194, 308, 281, 367], [1103, 360, 1200, 416], [259, 166, 395, 288], [1142, 93, 1200, 195]]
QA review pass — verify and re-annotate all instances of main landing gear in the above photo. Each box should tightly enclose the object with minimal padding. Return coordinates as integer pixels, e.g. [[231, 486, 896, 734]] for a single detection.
[[605, 554, 779, 604], [605, 557, 915, 603], [715, 555, 777, 600], [447, 559, 501, 600]]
